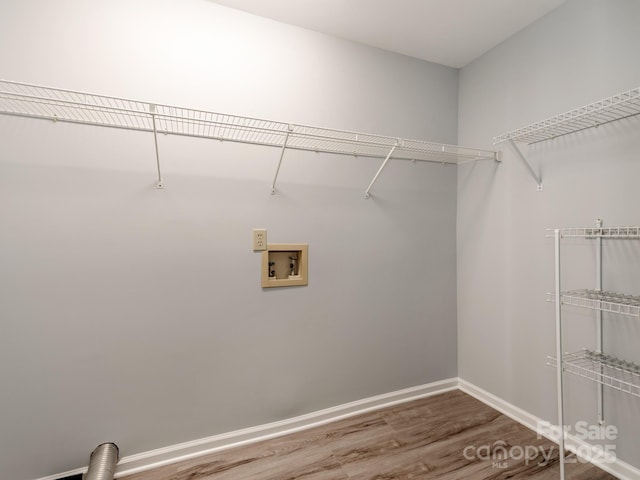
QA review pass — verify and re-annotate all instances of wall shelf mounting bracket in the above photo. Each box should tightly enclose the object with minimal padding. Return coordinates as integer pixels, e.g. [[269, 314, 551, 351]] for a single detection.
[[271, 126, 292, 195], [149, 104, 164, 189], [364, 143, 398, 199], [506, 139, 542, 191]]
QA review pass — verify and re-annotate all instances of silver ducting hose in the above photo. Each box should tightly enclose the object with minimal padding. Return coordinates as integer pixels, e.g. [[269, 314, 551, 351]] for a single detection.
[[85, 443, 119, 480]]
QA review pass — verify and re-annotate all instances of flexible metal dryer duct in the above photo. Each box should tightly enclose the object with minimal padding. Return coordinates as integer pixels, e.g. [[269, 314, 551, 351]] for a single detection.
[[85, 443, 119, 480]]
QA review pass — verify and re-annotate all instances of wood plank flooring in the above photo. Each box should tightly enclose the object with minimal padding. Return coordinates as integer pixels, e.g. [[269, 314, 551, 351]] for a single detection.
[[123, 390, 616, 480]]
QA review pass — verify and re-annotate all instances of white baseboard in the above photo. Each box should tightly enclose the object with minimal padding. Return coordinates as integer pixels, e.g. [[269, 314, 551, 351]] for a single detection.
[[39, 379, 457, 480], [459, 378, 640, 480], [113, 378, 458, 478], [40, 377, 639, 480]]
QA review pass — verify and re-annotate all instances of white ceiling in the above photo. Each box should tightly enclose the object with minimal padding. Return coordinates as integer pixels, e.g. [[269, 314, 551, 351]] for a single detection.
[[209, 0, 566, 68]]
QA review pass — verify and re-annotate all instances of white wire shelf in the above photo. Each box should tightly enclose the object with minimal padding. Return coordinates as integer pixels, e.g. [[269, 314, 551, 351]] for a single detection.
[[494, 86, 640, 145], [548, 349, 640, 398], [0, 79, 497, 165], [546, 226, 640, 239], [547, 289, 640, 317]]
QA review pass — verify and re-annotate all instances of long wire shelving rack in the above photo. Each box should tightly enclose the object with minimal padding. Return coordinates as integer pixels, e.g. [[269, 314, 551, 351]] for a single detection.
[[493, 86, 640, 191], [0, 79, 498, 195], [495, 87, 640, 145]]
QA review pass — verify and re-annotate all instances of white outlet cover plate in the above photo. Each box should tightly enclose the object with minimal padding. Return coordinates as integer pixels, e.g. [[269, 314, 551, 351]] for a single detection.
[[253, 228, 267, 251]]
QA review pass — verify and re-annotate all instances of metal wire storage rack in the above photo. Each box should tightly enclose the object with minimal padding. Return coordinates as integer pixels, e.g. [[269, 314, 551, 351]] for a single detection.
[[0, 79, 498, 194], [493, 86, 640, 190], [548, 350, 640, 398], [548, 220, 640, 480]]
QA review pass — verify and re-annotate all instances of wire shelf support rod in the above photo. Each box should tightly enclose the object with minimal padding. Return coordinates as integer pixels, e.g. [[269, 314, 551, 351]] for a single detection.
[[270, 126, 292, 195], [150, 104, 164, 189], [364, 143, 398, 199], [501, 139, 543, 191]]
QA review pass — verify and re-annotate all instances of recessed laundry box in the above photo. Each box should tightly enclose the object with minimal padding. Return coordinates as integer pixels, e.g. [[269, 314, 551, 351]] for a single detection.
[[261, 243, 308, 288]]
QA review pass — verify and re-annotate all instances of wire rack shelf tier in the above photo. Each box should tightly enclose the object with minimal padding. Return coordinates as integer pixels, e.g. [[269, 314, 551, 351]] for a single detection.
[[0, 79, 497, 165], [548, 350, 640, 398], [548, 289, 640, 317], [494, 86, 640, 145], [546, 226, 640, 239]]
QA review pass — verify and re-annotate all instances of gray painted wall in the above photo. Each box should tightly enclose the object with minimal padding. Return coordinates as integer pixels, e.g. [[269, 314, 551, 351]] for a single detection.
[[0, 1, 458, 479], [458, 0, 640, 467]]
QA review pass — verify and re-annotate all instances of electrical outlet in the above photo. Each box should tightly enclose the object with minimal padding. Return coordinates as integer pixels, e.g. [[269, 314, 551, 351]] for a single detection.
[[252, 229, 267, 251]]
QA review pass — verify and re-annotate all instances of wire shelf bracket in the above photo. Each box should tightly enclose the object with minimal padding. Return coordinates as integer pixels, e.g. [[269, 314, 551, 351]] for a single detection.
[[149, 104, 164, 189], [364, 143, 398, 199], [270, 126, 292, 195], [494, 86, 640, 191], [507, 139, 542, 191], [0, 79, 500, 194]]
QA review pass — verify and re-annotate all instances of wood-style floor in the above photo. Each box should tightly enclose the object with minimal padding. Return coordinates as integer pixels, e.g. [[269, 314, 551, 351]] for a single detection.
[[123, 390, 616, 480]]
